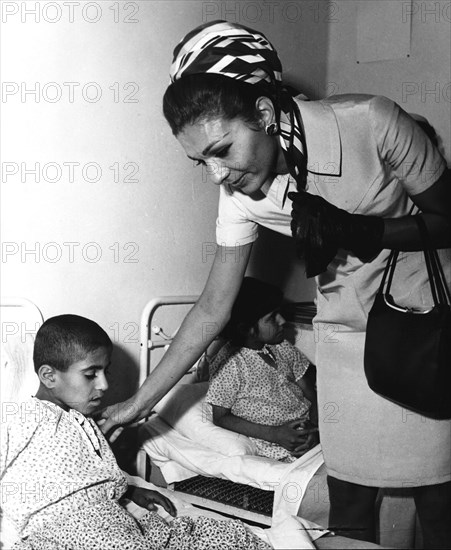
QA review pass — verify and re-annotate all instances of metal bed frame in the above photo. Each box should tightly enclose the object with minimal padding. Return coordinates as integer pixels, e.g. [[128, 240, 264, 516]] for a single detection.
[[136, 295, 275, 526], [138, 295, 199, 387], [1, 297, 44, 320]]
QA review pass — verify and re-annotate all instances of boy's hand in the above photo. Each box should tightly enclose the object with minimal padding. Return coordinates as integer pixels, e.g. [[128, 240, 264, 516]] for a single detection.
[[271, 419, 318, 456], [126, 486, 177, 517]]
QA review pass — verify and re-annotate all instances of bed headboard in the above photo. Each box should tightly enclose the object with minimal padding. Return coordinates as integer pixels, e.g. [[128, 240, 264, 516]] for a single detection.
[[1, 298, 44, 408], [139, 296, 317, 386], [139, 296, 199, 386]]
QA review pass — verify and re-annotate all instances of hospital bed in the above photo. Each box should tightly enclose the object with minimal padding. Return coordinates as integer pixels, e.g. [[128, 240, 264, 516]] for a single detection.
[[136, 296, 325, 527], [137, 295, 423, 549], [0, 297, 415, 549], [0, 297, 319, 550]]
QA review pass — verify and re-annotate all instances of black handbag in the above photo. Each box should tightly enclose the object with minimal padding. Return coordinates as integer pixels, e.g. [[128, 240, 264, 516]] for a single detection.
[[364, 216, 451, 419]]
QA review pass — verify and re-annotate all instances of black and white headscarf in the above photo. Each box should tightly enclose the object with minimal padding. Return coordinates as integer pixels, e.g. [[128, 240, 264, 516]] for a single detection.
[[170, 20, 307, 192]]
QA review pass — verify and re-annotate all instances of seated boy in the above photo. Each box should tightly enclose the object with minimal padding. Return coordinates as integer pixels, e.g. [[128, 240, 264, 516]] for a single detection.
[[0, 314, 270, 550], [207, 277, 318, 463]]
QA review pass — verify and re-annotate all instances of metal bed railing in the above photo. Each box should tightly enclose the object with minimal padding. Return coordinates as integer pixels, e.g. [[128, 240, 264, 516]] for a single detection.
[[137, 296, 199, 480], [136, 295, 278, 525], [139, 295, 199, 386], [136, 296, 318, 526]]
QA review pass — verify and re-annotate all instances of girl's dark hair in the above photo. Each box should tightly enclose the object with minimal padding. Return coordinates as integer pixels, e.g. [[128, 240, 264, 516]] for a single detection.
[[33, 314, 112, 372], [163, 73, 277, 135], [221, 277, 283, 347]]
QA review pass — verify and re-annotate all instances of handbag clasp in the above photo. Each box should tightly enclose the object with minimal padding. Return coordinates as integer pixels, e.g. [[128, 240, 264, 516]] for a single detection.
[[383, 295, 434, 314]]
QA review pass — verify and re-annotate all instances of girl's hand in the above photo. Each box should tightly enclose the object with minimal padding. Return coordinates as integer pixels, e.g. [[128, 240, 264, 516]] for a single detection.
[[271, 419, 318, 455], [293, 424, 320, 454], [126, 486, 177, 517]]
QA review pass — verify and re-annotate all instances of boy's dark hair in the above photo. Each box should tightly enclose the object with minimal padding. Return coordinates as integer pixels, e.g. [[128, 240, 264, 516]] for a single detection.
[[222, 277, 283, 346], [33, 314, 112, 372]]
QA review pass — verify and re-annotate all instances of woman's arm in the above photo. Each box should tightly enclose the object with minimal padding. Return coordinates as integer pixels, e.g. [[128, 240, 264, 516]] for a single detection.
[[289, 168, 450, 277], [370, 97, 451, 250], [383, 169, 451, 249], [99, 242, 253, 436]]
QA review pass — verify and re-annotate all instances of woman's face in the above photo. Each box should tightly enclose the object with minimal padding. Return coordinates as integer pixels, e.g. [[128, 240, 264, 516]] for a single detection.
[[177, 116, 286, 195]]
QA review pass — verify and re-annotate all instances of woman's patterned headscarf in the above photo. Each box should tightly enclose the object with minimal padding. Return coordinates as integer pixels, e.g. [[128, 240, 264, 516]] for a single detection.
[[169, 20, 307, 192]]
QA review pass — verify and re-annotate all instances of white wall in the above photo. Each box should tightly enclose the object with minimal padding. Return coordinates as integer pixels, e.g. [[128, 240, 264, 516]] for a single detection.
[[2, 1, 449, 401], [1, 1, 216, 400], [326, 0, 451, 160], [0, 1, 327, 401]]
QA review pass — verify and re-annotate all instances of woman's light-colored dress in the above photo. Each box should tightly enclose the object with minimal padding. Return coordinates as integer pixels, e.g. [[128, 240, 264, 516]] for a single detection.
[[215, 94, 450, 487]]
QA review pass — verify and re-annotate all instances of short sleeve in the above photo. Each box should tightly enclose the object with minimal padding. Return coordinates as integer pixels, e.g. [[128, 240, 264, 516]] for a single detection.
[[206, 355, 241, 409], [216, 185, 259, 246], [208, 341, 234, 378], [369, 96, 446, 196], [287, 342, 311, 381]]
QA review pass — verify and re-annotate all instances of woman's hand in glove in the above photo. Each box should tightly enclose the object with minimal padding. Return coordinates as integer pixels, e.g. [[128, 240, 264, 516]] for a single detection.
[[288, 191, 384, 277]]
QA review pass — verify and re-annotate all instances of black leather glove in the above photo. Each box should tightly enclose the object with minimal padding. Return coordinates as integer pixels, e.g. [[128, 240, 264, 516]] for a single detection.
[[288, 192, 385, 278]]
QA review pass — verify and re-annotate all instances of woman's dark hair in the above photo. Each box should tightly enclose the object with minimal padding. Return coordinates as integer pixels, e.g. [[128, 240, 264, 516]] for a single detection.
[[163, 73, 277, 136], [33, 314, 112, 372]]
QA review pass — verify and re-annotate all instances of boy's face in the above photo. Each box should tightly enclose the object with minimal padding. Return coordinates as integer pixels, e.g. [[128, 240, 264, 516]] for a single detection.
[[52, 346, 110, 415], [255, 310, 285, 345]]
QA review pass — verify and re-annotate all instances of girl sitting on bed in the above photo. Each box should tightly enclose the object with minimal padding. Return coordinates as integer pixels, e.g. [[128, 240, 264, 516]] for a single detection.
[[0, 314, 270, 550], [207, 277, 319, 463]]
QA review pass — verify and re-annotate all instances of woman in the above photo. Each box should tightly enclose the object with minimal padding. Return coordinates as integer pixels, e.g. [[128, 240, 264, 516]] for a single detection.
[[101, 21, 451, 547]]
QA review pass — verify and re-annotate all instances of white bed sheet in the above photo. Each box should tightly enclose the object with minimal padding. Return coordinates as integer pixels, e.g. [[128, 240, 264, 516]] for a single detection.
[[0, 475, 316, 550], [125, 473, 319, 549], [139, 416, 327, 538]]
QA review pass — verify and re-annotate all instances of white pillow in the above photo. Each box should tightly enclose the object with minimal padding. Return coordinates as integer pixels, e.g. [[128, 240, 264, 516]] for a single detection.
[[153, 383, 256, 457]]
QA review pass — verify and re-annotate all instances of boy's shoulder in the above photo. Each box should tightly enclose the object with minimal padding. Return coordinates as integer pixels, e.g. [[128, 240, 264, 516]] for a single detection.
[[1, 397, 59, 425], [1, 398, 68, 451], [0, 398, 53, 472]]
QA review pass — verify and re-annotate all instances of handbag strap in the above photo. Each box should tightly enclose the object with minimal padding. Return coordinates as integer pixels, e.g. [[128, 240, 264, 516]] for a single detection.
[[432, 248, 451, 304], [378, 204, 416, 295], [379, 249, 398, 294], [415, 216, 451, 306], [379, 215, 450, 307]]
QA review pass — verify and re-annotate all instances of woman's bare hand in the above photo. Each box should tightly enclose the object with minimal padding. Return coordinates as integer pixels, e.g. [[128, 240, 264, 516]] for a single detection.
[[95, 397, 144, 442]]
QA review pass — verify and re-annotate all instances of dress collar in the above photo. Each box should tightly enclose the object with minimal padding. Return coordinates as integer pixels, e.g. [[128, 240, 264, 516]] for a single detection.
[[243, 344, 275, 360], [261, 99, 342, 208], [298, 98, 342, 177], [72, 409, 101, 456]]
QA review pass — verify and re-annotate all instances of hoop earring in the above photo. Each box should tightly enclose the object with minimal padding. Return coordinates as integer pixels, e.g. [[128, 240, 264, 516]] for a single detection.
[[265, 122, 279, 136]]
